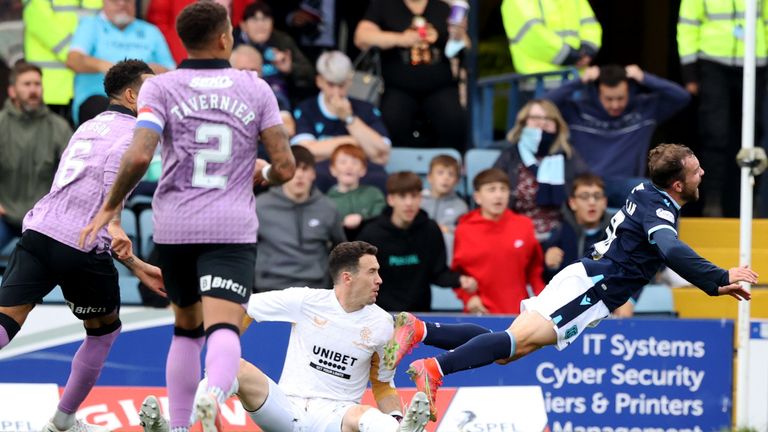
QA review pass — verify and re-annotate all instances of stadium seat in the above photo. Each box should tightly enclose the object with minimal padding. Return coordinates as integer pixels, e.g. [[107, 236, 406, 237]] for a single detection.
[[121, 208, 138, 255], [386, 147, 463, 175], [464, 148, 501, 196], [430, 284, 463, 312], [119, 275, 142, 305], [138, 209, 154, 260], [633, 284, 675, 316], [114, 260, 132, 276], [42, 286, 66, 304], [386, 147, 467, 196]]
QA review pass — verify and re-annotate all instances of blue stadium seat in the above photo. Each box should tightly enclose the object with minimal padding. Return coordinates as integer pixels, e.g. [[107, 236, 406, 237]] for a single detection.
[[386, 147, 465, 196], [386, 147, 463, 175], [464, 148, 501, 196], [633, 284, 676, 316], [121, 208, 138, 254], [138, 209, 154, 260], [431, 284, 463, 312], [114, 260, 132, 276], [42, 286, 66, 304], [119, 275, 142, 305]]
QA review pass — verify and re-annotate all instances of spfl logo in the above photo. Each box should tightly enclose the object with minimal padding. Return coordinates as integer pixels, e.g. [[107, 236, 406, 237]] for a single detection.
[[453, 410, 520, 432], [455, 410, 477, 431]]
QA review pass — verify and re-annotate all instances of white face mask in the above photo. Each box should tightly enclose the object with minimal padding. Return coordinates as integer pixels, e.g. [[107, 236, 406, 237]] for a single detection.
[[112, 13, 134, 27]]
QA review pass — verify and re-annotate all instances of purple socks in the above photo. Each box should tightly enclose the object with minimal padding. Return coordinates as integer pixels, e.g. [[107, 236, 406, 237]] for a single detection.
[[0, 312, 21, 349], [57, 325, 121, 414], [0, 326, 9, 349], [166, 334, 204, 429], [204, 328, 241, 403]]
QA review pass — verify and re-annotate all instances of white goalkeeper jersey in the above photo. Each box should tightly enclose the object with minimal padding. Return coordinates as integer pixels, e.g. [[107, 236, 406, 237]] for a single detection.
[[246, 287, 396, 403]]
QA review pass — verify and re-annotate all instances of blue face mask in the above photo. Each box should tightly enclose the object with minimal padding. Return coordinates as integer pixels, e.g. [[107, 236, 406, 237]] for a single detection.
[[520, 127, 557, 157], [519, 127, 542, 155]]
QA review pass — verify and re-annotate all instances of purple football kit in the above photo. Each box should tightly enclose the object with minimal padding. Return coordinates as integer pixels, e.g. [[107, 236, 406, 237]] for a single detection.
[[135, 59, 283, 306], [0, 106, 138, 318]]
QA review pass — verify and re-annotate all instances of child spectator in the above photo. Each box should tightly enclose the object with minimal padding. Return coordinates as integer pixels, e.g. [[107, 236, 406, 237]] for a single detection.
[[542, 173, 612, 282], [453, 168, 545, 314], [357, 171, 476, 311], [420, 154, 468, 261], [326, 144, 386, 239], [421, 154, 467, 233]]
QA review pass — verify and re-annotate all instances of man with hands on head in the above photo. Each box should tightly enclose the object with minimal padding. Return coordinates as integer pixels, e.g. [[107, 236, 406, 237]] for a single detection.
[[546, 64, 690, 206]]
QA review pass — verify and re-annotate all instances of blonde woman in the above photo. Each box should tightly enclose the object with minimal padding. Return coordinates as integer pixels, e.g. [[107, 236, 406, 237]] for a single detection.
[[493, 99, 588, 240]]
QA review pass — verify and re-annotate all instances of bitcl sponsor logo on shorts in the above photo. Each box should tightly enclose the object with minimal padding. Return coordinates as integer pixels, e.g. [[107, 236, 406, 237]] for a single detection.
[[200, 275, 247, 296], [65, 301, 107, 315]]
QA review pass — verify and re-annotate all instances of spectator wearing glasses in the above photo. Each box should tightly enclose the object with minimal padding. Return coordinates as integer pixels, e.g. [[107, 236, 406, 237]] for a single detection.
[[541, 173, 612, 282], [493, 99, 588, 241]]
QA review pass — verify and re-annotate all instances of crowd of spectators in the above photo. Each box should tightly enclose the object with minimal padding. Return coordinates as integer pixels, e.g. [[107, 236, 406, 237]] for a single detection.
[[1, 0, 765, 315]]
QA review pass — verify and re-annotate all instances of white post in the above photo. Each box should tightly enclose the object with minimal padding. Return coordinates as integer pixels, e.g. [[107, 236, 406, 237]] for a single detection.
[[736, 0, 756, 427]]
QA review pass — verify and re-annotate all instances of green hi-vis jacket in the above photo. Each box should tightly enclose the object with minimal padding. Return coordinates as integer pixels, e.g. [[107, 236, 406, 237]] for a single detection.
[[23, 0, 102, 105], [678, 0, 768, 83], [501, 0, 602, 74]]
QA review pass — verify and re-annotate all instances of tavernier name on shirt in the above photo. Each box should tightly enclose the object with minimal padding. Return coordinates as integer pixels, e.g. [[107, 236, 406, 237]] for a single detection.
[[169, 76, 257, 126]]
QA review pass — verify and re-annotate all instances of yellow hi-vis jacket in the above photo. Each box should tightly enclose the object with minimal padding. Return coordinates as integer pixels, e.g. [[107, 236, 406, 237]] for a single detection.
[[678, 0, 768, 83], [501, 0, 602, 75], [23, 0, 102, 106]]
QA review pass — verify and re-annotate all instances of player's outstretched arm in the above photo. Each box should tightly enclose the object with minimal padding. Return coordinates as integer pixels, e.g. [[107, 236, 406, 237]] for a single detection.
[[259, 125, 296, 185], [106, 220, 166, 298], [652, 228, 732, 296], [123, 258, 166, 298], [717, 265, 758, 301], [80, 128, 160, 247]]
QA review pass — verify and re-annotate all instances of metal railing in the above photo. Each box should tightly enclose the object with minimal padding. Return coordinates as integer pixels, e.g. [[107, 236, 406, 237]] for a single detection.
[[471, 68, 579, 148]]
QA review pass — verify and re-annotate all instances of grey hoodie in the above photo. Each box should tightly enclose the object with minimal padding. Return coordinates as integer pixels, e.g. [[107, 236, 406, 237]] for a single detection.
[[255, 186, 346, 291], [420, 189, 468, 264], [420, 189, 468, 231]]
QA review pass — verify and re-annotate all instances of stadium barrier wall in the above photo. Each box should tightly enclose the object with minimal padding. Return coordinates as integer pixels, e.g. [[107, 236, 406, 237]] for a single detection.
[[0, 306, 737, 431]]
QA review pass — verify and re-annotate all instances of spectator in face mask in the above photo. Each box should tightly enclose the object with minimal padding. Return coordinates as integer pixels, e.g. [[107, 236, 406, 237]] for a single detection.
[[493, 99, 588, 242]]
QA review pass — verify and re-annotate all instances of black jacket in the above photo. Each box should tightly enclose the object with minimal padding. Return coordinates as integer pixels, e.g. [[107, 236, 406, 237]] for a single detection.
[[541, 205, 613, 281], [357, 208, 461, 311], [493, 142, 589, 211]]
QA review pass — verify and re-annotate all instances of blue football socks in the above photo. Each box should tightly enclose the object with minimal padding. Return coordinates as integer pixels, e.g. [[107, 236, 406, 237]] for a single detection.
[[435, 330, 516, 375]]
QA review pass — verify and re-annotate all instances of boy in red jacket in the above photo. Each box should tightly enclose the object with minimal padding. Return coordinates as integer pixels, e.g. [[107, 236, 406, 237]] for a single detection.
[[452, 168, 545, 314]]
